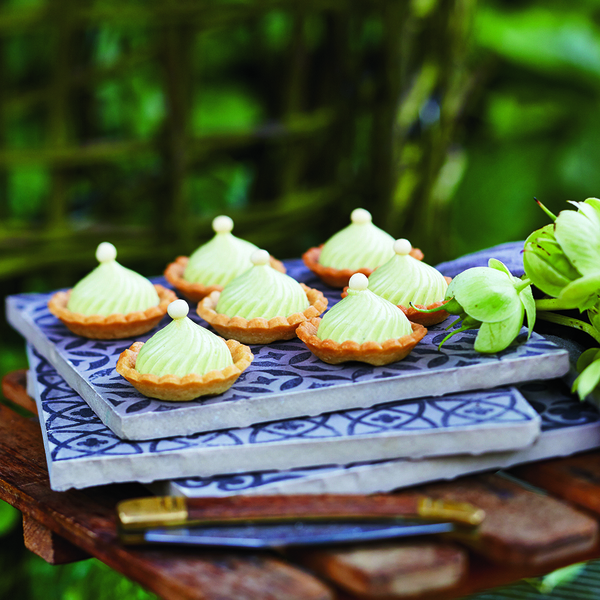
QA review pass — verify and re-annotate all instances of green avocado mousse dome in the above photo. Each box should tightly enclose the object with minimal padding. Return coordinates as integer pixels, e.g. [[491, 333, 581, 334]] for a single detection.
[[165, 215, 286, 302], [116, 299, 254, 401], [318, 273, 413, 344], [367, 238, 450, 326], [302, 208, 424, 288], [184, 216, 259, 287], [67, 242, 160, 316], [318, 208, 394, 271], [216, 249, 309, 319], [370, 238, 448, 304], [296, 273, 426, 365], [48, 242, 176, 340], [197, 249, 328, 344], [135, 299, 233, 377]]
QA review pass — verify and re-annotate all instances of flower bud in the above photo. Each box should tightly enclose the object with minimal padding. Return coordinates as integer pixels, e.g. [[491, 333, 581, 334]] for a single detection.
[[435, 260, 534, 353], [523, 224, 580, 299]]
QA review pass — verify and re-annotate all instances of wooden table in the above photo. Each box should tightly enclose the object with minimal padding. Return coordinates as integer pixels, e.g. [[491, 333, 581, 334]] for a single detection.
[[3, 369, 600, 600]]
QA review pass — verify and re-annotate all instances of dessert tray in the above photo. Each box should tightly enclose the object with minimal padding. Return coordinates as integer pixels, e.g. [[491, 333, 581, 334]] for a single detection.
[[8, 259, 569, 441], [28, 345, 542, 491]]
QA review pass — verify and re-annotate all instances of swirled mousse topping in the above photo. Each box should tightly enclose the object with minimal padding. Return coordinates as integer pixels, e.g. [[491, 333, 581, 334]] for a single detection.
[[368, 238, 448, 306], [317, 273, 413, 344], [184, 215, 259, 286], [216, 249, 309, 319], [135, 299, 233, 377], [318, 208, 395, 270], [67, 242, 160, 316]]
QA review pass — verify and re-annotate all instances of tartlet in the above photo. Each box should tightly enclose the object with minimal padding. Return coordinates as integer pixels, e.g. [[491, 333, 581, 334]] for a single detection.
[[165, 215, 285, 302], [297, 273, 426, 365], [197, 249, 328, 344], [48, 242, 176, 339], [116, 300, 253, 401], [350, 238, 451, 326], [303, 208, 423, 288]]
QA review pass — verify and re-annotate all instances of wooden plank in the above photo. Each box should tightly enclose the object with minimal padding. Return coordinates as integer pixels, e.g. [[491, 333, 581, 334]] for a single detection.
[[419, 473, 599, 566], [295, 542, 467, 598], [2, 369, 37, 415], [23, 514, 89, 564], [7, 370, 600, 599], [0, 401, 334, 600], [511, 453, 600, 514]]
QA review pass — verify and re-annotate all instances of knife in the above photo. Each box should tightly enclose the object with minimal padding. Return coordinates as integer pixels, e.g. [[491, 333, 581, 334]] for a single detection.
[[123, 520, 459, 548], [118, 493, 484, 538]]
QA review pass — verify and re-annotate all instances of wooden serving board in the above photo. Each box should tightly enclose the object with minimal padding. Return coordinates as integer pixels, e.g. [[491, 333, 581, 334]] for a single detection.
[[3, 370, 600, 600]]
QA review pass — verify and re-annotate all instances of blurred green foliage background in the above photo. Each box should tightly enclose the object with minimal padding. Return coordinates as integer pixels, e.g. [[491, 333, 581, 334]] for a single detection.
[[2, 0, 600, 597]]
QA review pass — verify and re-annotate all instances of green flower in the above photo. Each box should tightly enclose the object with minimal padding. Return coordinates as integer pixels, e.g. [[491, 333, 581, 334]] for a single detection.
[[429, 259, 535, 353], [523, 198, 600, 311]]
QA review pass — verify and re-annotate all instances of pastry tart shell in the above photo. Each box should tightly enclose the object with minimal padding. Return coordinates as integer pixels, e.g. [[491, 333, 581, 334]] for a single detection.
[[342, 277, 453, 326], [196, 284, 328, 344], [116, 339, 253, 401], [47, 285, 177, 340], [302, 245, 425, 288], [296, 318, 427, 366], [165, 255, 286, 302]]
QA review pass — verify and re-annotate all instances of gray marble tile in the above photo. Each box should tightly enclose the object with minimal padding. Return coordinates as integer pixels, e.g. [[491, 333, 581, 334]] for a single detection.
[[27, 345, 541, 491], [8, 259, 569, 440]]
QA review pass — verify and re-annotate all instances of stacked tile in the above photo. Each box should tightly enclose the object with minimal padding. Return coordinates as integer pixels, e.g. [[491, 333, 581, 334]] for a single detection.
[[9, 243, 597, 494]]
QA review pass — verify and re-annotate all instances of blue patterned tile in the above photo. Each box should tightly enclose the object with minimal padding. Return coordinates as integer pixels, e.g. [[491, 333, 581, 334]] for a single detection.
[[28, 345, 541, 491], [166, 378, 600, 498], [8, 259, 569, 440]]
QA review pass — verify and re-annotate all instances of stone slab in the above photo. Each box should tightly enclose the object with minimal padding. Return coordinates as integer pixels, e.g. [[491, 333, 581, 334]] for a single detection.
[[27, 346, 541, 491], [7, 258, 569, 441], [162, 378, 600, 497]]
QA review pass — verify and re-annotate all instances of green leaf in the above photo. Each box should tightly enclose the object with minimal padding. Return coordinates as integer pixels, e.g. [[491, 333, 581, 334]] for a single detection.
[[519, 285, 536, 339], [572, 356, 600, 399], [576, 347, 600, 373], [475, 7, 600, 82], [488, 258, 512, 277], [474, 305, 524, 353]]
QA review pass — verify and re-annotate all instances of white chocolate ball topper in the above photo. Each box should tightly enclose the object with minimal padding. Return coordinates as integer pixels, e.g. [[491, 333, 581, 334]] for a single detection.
[[351, 208, 372, 225], [212, 215, 234, 234], [348, 272, 369, 291], [393, 238, 413, 256], [96, 242, 117, 263], [167, 299, 189, 320], [251, 249, 271, 266]]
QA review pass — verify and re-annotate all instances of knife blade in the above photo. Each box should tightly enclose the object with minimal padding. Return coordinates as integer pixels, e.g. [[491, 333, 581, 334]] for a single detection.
[[117, 493, 485, 532], [121, 520, 458, 548]]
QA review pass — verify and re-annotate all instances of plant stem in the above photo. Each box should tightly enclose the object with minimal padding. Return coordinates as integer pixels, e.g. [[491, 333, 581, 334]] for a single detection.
[[515, 278, 532, 293], [535, 298, 577, 312], [534, 197, 557, 222], [537, 311, 600, 345]]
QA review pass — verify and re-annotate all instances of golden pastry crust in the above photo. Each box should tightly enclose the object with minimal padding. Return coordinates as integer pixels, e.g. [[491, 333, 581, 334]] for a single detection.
[[47, 285, 177, 340], [302, 245, 425, 288], [342, 277, 453, 326], [296, 317, 427, 366], [116, 339, 253, 401], [196, 284, 328, 344], [164, 255, 287, 302]]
